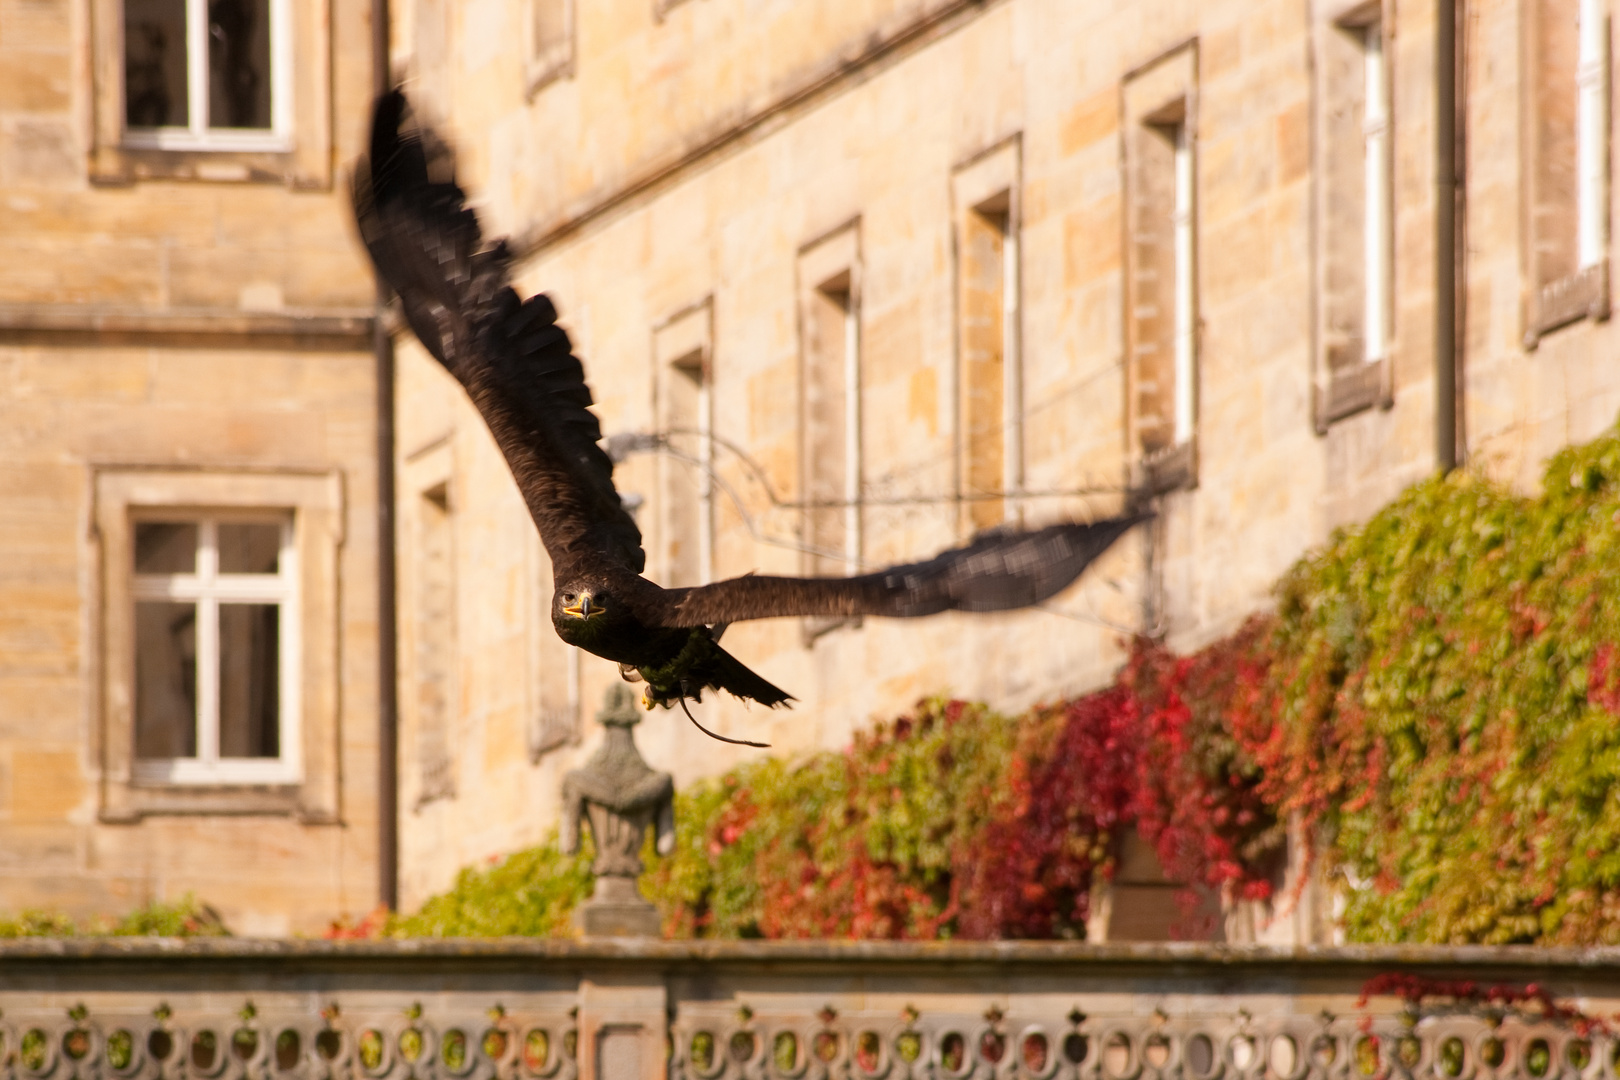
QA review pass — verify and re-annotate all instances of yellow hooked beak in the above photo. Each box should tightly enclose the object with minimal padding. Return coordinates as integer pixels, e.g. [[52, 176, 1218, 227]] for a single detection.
[[563, 595, 604, 619]]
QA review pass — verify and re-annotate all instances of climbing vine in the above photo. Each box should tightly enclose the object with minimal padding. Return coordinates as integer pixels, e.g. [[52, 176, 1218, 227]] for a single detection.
[[1239, 429, 1620, 944], [0, 895, 228, 938]]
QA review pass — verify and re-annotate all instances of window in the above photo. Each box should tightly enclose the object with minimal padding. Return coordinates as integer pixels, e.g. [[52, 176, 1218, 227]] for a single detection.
[[132, 515, 296, 784], [1313, 4, 1394, 425], [1124, 45, 1198, 491], [797, 222, 862, 640], [95, 469, 343, 821], [527, 0, 574, 96], [527, 593, 581, 759], [121, 0, 289, 150], [412, 482, 456, 805], [1525, 0, 1611, 340], [953, 139, 1023, 535], [90, 0, 328, 182], [654, 300, 714, 588], [799, 224, 862, 578]]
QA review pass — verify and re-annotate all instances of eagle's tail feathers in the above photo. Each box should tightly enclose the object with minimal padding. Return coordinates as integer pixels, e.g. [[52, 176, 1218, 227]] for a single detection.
[[708, 645, 795, 710]]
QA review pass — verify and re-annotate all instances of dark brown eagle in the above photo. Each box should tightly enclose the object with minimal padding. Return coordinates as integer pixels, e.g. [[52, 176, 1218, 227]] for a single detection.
[[353, 90, 1145, 742]]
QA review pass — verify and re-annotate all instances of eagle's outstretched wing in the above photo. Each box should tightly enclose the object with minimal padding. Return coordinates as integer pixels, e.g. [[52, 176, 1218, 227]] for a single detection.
[[352, 90, 645, 576], [656, 517, 1144, 627]]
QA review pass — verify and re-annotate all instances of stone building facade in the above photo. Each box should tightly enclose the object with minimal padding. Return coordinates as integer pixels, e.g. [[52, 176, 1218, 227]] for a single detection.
[[4, 0, 1620, 941], [380, 0, 1620, 939], [0, 0, 382, 933]]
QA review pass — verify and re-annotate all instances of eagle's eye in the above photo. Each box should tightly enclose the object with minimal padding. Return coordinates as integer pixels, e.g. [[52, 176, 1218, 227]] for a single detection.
[[561, 592, 576, 604]]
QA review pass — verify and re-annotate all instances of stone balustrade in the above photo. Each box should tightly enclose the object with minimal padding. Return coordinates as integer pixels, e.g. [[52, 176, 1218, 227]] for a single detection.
[[0, 942, 1616, 1080]]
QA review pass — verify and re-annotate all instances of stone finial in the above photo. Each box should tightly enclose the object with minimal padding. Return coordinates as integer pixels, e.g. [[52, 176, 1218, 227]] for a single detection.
[[560, 684, 675, 937], [597, 682, 643, 727]]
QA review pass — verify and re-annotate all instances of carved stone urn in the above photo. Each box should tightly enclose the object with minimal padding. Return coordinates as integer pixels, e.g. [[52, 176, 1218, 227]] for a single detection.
[[561, 683, 675, 937]]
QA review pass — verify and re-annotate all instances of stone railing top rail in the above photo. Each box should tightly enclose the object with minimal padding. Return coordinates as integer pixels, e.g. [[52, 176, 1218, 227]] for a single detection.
[[0, 939, 1617, 971], [4, 940, 1620, 1080]]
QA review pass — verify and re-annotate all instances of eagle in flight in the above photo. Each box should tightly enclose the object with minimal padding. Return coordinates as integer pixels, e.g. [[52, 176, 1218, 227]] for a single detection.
[[353, 90, 1145, 744]]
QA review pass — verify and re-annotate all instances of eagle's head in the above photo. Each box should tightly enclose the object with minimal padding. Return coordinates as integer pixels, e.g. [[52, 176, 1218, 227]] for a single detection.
[[556, 586, 610, 622], [551, 583, 625, 648]]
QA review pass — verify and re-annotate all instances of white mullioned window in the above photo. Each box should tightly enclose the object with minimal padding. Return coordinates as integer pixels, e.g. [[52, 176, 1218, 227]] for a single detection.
[[1360, 21, 1392, 364], [1578, 0, 1610, 269], [1170, 120, 1197, 446], [131, 514, 301, 785], [122, 0, 292, 150]]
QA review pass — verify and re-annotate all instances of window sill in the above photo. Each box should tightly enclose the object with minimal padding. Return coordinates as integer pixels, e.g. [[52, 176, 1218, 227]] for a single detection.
[[122, 129, 293, 154], [526, 47, 574, 100], [134, 760, 302, 786], [1134, 439, 1197, 497], [802, 614, 862, 647], [654, 0, 700, 20], [90, 143, 325, 189], [529, 711, 580, 762], [99, 783, 335, 823], [1316, 358, 1391, 430], [1526, 261, 1610, 347]]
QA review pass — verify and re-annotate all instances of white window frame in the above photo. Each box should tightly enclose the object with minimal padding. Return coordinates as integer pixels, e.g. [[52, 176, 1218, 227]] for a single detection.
[[131, 513, 302, 786], [841, 289, 861, 565], [1360, 20, 1392, 364], [999, 206, 1024, 513], [1170, 119, 1198, 446], [121, 0, 294, 152], [1578, 0, 1611, 269]]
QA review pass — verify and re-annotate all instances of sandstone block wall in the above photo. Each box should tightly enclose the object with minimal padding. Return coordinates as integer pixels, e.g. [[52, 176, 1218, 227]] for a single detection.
[[0, 0, 382, 933]]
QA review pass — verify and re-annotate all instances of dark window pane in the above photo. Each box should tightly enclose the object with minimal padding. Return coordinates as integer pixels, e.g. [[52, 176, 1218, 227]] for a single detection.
[[218, 522, 281, 573], [135, 601, 198, 759], [207, 0, 271, 129], [124, 0, 189, 128], [219, 603, 279, 758], [134, 522, 198, 575]]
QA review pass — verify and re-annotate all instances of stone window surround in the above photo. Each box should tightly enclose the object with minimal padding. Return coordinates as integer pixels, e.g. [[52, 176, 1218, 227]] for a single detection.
[[652, 297, 716, 589], [87, 0, 333, 186], [796, 218, 864, 645], [951, 136, 1024, 534], [1122, 43, 1199, 495], [1310, 0, 1396, 431], [526, 0, 575, 99], [1522, 0, 1613, 346], [94, 467, 344, 823], [400, 437, 457, 811], [527, 535, 582, 761]]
